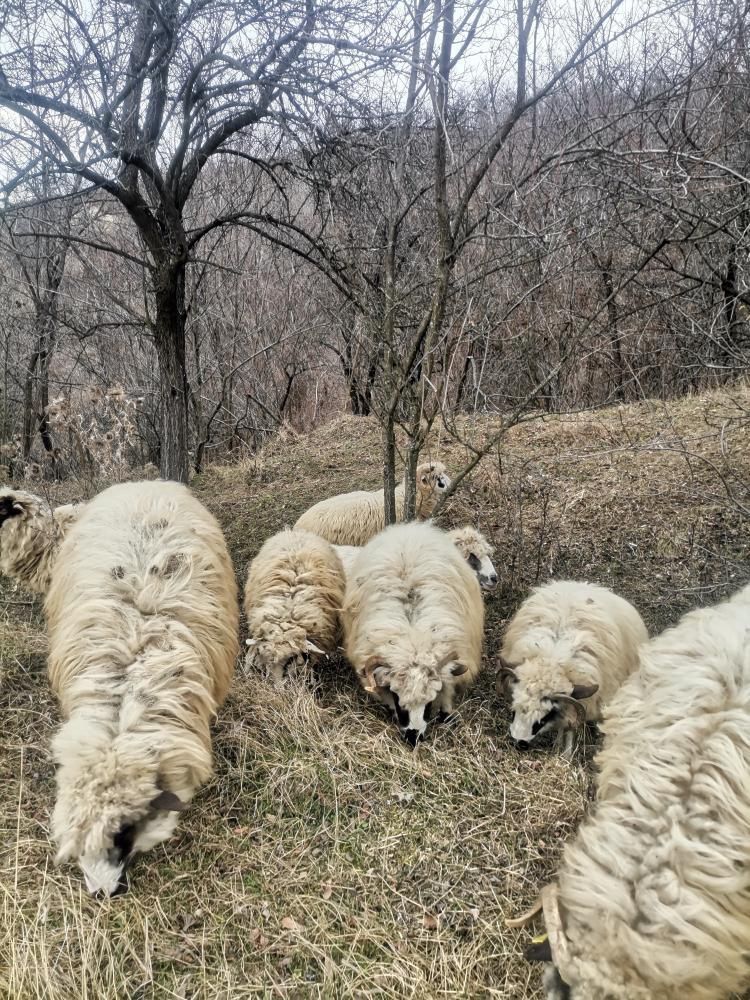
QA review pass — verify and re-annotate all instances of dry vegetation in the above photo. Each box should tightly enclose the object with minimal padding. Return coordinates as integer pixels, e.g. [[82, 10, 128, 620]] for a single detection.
[[1, 385, 749, 999]]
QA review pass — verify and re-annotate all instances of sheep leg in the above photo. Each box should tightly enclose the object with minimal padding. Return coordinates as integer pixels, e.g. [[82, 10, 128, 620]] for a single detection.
[[559, 727, 575, 758]]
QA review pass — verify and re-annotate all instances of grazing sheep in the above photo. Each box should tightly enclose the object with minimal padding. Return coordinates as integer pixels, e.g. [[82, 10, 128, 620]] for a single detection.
[[0, 487, 84, 595], [498, 580, 647, 755], [45, 480, 239, 896], [294, 461, 451, 545], [342, 521, 483, 746], [446, 526, 498, 591], [525, 582, 750, 1000], [244, 528, 346, 684], [334, 525, 498, 592]]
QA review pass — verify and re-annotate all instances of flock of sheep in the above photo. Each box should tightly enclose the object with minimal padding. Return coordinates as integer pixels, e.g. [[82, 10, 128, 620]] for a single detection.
[[0, 456, 749, 1000]]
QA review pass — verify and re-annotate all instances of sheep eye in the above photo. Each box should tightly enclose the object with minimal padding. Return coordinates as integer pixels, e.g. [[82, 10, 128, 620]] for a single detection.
[[467, 553, 481, 571]]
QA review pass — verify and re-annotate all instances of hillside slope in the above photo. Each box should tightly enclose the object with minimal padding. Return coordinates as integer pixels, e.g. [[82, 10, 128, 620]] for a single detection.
[[1, 385, 748, 999]]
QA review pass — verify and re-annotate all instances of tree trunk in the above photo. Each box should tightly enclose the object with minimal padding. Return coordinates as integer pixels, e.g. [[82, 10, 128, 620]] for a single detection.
[[382, 417, 398, 526], [153, 262, 190, 482]]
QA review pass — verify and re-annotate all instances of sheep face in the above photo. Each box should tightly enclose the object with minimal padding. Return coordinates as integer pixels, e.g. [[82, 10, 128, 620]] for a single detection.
[[498, 657, 598, 751], [362, 650, 465, 746], [69, 790, 187, 898], [416, 462, 451, 509], [0, 488, 48, 548], [448, 527, 498, 591]]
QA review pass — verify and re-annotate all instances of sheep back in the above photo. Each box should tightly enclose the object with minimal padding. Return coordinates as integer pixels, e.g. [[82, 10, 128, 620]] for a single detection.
[[343, 520, 484, 688], [45, 480, 239, 860], [501, 580, 647, 722], [549, 583, 750, 999], [243, 528, 345, 677]]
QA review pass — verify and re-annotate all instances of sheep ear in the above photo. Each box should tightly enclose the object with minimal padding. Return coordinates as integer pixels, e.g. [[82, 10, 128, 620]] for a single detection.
[[525, 937, 553, 963], [570, 683, 599, 700], [150, 790, 187, 812], [363, 656, 390, 692]]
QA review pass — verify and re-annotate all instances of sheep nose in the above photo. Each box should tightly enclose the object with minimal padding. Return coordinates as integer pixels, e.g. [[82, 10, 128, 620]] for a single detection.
[[482, 574, 498, 590], [111, 874, 129, 898], [514, 739, 530, 751], [401, 728, 421, 748]]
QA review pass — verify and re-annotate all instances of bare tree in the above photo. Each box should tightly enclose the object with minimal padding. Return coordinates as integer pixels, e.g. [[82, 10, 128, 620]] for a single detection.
[[0, 0, 395, 480]]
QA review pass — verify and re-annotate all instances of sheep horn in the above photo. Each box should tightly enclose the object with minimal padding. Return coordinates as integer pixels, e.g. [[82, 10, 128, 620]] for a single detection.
[[305, 640, 326, 656], [504, 893, 545, 928], [541, 883, 570, 968], [553, 693, 588, 723]]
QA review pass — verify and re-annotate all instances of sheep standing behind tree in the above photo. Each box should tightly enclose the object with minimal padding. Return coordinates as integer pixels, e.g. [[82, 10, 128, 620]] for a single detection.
[[525, 582, 750, 1000], [498, 580, 647, 754], [342, 521, 484, 746], [45, 480, 239, 896], [0, 488, 84, 595], [294, 461, 451, 545], [244, 528, 346, 684]]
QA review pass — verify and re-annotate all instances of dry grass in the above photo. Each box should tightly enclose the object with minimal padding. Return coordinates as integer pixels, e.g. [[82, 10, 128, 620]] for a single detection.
[[1, 384, 749, 998]]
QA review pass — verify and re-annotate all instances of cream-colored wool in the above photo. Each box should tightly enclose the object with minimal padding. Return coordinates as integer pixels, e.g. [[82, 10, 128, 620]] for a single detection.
[[45, 480, 239, 895], [536, 582, 750, 1000], [244, 528, 345, 684], [0, 488, 84, 595], [335, 525, 497, 590], [500, 580, 647, 752], [342, 521, 483, 741], [294, 461, 451, 545], [446, 525, 497, 590]]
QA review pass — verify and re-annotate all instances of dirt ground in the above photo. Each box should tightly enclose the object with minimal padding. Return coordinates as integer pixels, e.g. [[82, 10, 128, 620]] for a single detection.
[[1, 384, 748, 998]]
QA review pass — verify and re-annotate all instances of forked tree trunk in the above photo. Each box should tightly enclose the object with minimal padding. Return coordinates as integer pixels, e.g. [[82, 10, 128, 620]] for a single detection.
[[153, 262, 190, 482]]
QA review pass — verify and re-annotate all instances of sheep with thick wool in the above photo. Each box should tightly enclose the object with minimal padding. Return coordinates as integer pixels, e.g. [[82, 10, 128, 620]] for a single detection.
[[342, 521, 483, 746], [334, 524, 498, 591], [498, 580, 647, 754], [45, 480, 239, 896], [294, 460, 451, 546], [0, 488, 84, 595], [525, 582, 750, 1000], [244, 528, 346, 684]]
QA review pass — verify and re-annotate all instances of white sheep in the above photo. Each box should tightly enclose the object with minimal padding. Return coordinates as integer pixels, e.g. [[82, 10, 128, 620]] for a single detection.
[[45, 480, 239, 896], [342, 521, 484, 746], [243, 528, 346, 684], [334, 524, 498, 592], [294, 460, 451, 545], [0, 488, 84, 595], [525, 581, 750, 1000], [498, 580, 647, 755]]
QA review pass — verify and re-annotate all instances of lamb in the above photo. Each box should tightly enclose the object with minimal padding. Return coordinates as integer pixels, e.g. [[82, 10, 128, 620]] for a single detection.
[[294, 460, 451, 545], [0, 488, 84, 595], [334, 524, 498, 592], [497, 580, 647, 755], [524, 581, 750, 1000], [243, 528, 346, 684], [45, 480, 239, 896], [341, 520, 484, 746]]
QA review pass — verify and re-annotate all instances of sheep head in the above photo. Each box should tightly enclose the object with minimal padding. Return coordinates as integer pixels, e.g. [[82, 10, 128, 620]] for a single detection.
[[498, 655, 598, 751], [51, 723, 188, 897], [448, 525, 498, 591], [415, 461, 451, 516], [362, 648, 464, 747], [0, 487, 61, 593]]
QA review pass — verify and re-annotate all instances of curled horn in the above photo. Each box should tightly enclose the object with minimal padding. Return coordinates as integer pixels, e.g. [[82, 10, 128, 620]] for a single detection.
[[541, 883, 570, 968], [504, 892, 545, 928], [552, 693, 588, 724]]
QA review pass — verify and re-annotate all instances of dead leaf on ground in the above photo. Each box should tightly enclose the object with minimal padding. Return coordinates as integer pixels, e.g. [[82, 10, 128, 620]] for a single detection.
[[422, 912, 439, 930], [281, 916, 303, 932]]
